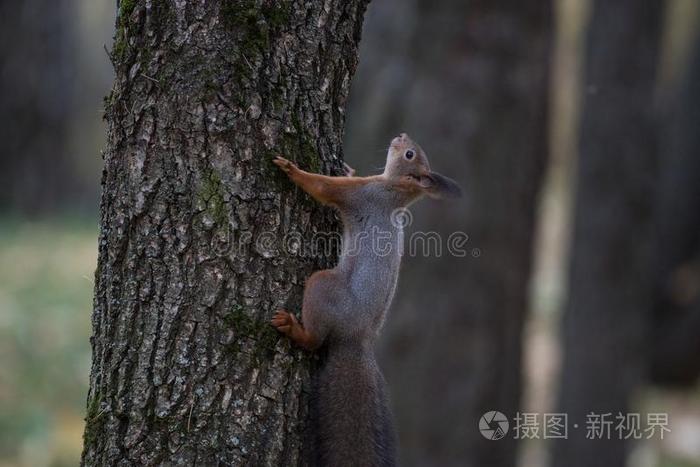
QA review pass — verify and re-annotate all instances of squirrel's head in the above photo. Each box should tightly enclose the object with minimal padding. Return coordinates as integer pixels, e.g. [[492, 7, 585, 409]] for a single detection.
[[383, 133, 462, 200]]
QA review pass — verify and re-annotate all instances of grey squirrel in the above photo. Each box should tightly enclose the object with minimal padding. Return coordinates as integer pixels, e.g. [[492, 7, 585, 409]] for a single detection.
[[271, 133, 462, 466]]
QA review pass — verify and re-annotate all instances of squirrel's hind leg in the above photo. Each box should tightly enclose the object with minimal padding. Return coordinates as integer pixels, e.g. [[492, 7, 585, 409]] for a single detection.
[[272, 269, 338, 351]]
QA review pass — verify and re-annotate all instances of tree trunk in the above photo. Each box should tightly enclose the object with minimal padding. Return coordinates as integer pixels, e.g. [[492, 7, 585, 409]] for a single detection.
[[649, 26, 700, 387], [81, 1, 369, 465], [553, 1, 664, 466], [345, 2, 552, 466]]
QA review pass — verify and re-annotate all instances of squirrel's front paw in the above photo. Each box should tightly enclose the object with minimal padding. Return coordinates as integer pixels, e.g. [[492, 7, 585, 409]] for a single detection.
[[273, 156, 297, 174]]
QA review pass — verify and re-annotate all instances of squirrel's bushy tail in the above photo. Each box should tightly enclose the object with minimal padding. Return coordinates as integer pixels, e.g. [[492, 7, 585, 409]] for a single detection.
[[312, 344, 396, 467]]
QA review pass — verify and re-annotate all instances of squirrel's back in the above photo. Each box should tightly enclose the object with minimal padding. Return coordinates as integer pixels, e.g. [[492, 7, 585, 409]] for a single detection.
[[304, 184, 399, 466]]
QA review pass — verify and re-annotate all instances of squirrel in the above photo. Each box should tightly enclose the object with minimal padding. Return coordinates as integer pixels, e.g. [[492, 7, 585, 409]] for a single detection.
[[271, 133, 462, 467]]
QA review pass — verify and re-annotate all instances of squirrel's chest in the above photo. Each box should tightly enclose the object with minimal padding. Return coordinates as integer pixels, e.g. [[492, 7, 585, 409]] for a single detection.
[[345, 228, 403, 314], [339, 207, 404, 317]]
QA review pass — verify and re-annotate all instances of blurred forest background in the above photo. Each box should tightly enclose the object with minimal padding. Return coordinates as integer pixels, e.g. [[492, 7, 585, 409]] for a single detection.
[[1, 0, 699, 466]]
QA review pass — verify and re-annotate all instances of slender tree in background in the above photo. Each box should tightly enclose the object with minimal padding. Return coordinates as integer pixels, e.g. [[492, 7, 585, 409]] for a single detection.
[[346, 2, 552, 466], [650, 32, 700, 387], [0, 0, 77, 214], [81, 1, 369, 464], [553, 1, 664, 466]]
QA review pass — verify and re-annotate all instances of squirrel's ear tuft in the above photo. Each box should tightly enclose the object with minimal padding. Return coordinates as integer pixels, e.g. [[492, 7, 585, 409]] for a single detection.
[[421, 172, 463, 200]]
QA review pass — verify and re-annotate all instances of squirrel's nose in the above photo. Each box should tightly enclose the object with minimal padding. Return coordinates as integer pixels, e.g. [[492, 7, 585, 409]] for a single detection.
[[391, 133, 408, 147]]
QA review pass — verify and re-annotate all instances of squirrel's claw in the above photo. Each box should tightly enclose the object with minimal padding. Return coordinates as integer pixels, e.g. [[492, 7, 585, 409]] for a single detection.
[[271, 309, 297, 336], [272, 309, 319, 351], [270, 310, 288, 326], [273, 156, 297, 173], [343, 162, 356, 177]]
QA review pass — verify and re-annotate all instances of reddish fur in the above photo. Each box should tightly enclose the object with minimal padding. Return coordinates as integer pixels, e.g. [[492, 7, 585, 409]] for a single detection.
[[273, 156, 382, 206]]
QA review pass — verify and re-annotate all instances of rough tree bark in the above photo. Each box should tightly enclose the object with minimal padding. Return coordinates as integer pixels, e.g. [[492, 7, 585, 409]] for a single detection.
[[553, 1, 664, 466], [345, 2, 552, 466], [81, 1, 369, 465]]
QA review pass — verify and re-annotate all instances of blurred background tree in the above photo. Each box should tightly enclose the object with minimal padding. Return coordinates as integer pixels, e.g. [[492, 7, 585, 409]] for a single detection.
[[346, 1, 552, 465], [0, 1, 111, 216], [0, 0, 78, 215], [1, 0, 699, 466], [553, 1, 664, 466]]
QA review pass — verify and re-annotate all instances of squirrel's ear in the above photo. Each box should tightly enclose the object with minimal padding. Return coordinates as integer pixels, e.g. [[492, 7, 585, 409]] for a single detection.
[[420, 172, 463, 199]]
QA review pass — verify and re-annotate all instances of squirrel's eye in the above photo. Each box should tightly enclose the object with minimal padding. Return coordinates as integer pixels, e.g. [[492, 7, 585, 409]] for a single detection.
[[405, 150, 415, 160]]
